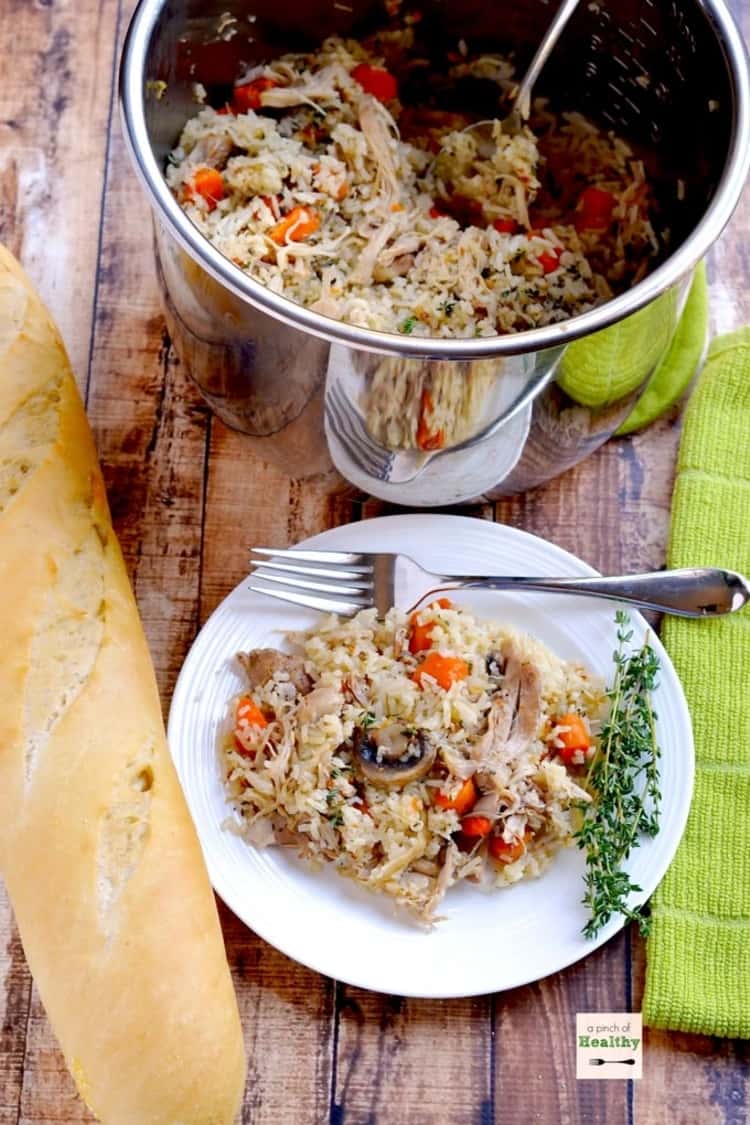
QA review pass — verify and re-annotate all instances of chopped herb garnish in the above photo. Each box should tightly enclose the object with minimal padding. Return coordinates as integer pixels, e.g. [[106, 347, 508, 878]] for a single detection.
[[440, 300, 456, 316], [400, 316, 417, 334], [576, 611, 661, 939], [359, 709, 377, 729]]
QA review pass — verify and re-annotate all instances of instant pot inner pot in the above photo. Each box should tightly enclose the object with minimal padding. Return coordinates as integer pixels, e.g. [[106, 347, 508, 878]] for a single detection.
[[144, 0, 735, 255]]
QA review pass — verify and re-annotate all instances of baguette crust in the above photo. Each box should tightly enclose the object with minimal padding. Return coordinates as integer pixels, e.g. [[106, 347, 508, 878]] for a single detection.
[[0, 246, 246, 1123]]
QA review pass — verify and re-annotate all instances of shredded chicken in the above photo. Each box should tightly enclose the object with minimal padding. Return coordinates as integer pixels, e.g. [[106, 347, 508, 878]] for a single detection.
[[471, 638, 542, 786], [348, 218, 396, 286], [259, 72, 343, 109], [439, 743, 478, 780], [296, 684, 341, 726], [237, 648, 312, 695], [186, 132, 233, 170], [423, 845, 456, 921], [357, 97, 401, 204]]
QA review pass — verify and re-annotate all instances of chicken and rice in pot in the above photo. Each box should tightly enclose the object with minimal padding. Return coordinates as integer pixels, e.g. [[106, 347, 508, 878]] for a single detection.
[[167, 24, 660, 339], [221, 601, 608, 924]]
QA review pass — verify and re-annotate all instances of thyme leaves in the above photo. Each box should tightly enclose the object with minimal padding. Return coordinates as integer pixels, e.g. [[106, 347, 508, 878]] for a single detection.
[[576, 611, 662, 939]]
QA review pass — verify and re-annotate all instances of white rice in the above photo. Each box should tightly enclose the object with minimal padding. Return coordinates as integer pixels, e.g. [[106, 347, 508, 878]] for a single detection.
[[167, 35, 659, 339], [220, 603, 608, 924]]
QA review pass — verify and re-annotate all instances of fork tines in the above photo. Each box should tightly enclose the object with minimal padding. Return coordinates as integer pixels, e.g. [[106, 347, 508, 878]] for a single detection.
[[248, 547, 374, 615], [325, 381, 394, 481]]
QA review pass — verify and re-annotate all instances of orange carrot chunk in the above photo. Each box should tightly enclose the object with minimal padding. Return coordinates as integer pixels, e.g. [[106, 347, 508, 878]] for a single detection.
[[416, 389, 446, 452], [408, 597, 453, 654], [184, 167, 225, 211], [460, 814, 493, 838], [268, 206, 321, 245], [235, 695, 268, 729], [233, 694, 269, 756], [488, 832, 528, 864], [574, 186, 616, 231], [412, 652, 469, 690], [233, 77, 278, 113], [434, 776, 477, 814], [552, 712, 591, 765], [351, 63, 398, 102], [538, 249, 561, 274]]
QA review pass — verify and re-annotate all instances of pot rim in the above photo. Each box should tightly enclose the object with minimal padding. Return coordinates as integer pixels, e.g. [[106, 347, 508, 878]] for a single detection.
[[119, 0, 750, 359]]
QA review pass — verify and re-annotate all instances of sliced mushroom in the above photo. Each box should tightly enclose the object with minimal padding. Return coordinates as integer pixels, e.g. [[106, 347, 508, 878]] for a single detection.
[[237, 648, 312, 695], [352, 724, 436, 788]]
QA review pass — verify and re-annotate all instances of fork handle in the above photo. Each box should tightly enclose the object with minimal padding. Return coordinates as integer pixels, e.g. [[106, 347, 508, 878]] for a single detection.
[[438, 568, 749, 618]]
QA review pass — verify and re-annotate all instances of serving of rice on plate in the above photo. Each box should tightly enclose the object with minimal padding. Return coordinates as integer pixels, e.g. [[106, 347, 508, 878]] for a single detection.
[[167, 23, 661, 339], [220, 600, 608, 925]]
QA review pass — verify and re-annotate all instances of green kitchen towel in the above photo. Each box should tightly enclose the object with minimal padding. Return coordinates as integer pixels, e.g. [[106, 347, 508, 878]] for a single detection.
[[557, 264, 708, 427], [617, 263, 708, 435], [643, 328, 750, 1039]]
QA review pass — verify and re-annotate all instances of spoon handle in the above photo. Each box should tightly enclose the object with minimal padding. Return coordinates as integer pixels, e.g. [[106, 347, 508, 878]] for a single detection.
[[442, 568, 750, 618], [514, 0, 582, 118]]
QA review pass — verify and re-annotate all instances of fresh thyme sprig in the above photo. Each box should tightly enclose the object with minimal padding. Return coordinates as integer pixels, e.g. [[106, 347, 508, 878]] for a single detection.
[[576, 610, 662, 939]]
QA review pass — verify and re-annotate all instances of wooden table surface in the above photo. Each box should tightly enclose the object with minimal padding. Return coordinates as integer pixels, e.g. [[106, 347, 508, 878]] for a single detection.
[[1, 3, 749, 1122]]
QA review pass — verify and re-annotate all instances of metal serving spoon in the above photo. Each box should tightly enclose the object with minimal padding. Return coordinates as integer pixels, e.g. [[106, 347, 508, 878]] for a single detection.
[[465, 0, 582, 149]]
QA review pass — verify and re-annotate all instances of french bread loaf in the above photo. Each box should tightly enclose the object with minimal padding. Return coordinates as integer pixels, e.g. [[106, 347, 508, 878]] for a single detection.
[[0, 245, 246, 1123]]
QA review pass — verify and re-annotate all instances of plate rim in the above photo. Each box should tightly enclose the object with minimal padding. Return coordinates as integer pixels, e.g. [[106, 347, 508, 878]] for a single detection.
[[168, 514, 695, 997]]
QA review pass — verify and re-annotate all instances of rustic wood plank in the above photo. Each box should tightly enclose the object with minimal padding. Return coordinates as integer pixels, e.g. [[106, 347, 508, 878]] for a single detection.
[[200, 422, 354, 623], [0, 885, 30, 1125], [83, 0, 211, 709], [495, 943, 631, 1125], [334, 990, 492, 1125], [0, 0, 119, 382], [89, 317, 210, 709], [220, 906, 335, 1125], [359, 498, 496, 521], [17, 989, 92, 1125]]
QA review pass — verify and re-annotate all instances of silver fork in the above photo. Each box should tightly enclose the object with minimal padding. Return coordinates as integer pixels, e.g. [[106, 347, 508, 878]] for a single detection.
[[248, 548, 750, 619], [326, 379, 448, 485]]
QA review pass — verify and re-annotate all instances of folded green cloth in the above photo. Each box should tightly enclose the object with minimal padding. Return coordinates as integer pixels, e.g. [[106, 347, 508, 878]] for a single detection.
[[617, 263, 708, 435], [643, 328, 750, 1039], [557, 286, 679, 407], [556, 264, 708, 430]]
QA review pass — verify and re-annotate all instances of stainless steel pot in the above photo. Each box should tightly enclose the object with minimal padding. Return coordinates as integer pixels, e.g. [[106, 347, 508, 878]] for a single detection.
[[120, 0, 749, 503]]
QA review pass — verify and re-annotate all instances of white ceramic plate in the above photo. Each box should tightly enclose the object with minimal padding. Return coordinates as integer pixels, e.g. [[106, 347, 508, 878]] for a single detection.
[[168, 515, 693, 998]]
